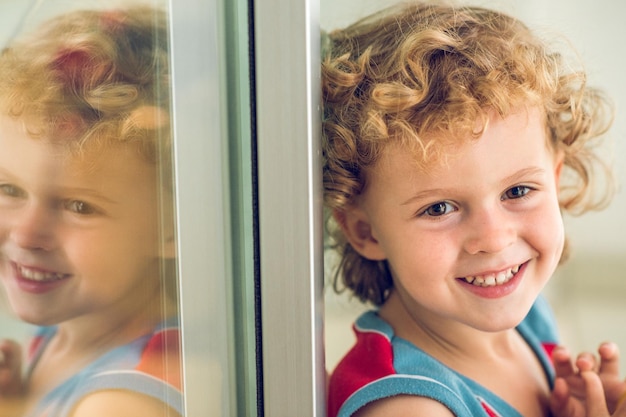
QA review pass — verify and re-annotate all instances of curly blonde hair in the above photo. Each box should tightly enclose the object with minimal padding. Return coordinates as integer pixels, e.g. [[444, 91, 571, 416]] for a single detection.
[[0, 5, 170, 165], [322, 1, 614, 305]]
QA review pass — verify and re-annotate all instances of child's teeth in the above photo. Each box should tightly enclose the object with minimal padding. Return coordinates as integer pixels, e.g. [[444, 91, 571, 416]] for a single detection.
[[19, 266, 65, 282], [463, 264, 522, 287]]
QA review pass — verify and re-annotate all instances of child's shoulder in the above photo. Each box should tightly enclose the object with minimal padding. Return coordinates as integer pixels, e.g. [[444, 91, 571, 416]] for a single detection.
[[134, 319, 182, 390], [327, 311, 396, 417]]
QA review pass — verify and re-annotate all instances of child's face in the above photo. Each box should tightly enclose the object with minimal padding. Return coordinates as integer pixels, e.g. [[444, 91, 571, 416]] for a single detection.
[[342, 107, 564, 332], [0, 115, 172, 327]]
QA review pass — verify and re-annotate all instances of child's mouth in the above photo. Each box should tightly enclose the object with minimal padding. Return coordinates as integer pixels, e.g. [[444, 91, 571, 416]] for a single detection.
[[460, 263, 524, 287], [16, 264, 70, 282]]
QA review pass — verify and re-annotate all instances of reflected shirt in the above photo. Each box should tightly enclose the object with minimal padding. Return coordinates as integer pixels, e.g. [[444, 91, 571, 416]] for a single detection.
[[25, 318, 183, 417], [327, 296, 558, 417]]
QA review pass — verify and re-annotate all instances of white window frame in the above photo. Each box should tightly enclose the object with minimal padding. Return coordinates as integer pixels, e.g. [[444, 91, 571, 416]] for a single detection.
[[254, 0, 326, 415]]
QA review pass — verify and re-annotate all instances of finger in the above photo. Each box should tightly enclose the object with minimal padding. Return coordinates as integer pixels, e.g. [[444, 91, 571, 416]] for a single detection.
[[598, 342, 620, 376], [550, 377, 572, 417], [582, 371, 611, 416], [0, 341, 10, 366], [0, 341, 19, 372], [0, 367, 14, 387], [553, 346, 577, 378], [552, 377, 570, 402], [576, 352, 598, 373]]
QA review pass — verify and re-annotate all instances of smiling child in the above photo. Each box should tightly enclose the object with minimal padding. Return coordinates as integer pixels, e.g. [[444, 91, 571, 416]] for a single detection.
[[322, 2, 615, 416], [0, 6, 182, 417]]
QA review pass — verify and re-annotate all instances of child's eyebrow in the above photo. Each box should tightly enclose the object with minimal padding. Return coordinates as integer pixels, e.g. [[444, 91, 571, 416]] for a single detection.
[[57, 187, 118, 204], [401, 188, 452, 206], [0, 167, 16, 177], [499, 166, 547, 187], [401, 166, 548, 205]]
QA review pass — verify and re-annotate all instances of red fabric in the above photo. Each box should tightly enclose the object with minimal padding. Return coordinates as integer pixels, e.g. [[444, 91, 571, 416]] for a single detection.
[[481, 401, 499, 417], [135, 329, 183, 391], [542, 342, 558, 363], [327, 326, 395, 417], [28, 335, 45, 360]]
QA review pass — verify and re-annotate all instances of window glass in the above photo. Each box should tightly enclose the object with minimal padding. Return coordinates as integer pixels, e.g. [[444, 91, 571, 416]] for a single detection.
[[0, 1, 187, 415]]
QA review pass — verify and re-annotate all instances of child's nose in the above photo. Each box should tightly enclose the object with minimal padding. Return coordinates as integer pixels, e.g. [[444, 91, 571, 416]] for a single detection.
[[10, 204, 58, 251], [463, 208, 516, 255]]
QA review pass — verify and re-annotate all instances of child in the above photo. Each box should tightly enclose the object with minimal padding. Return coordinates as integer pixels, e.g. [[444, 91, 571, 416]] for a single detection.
[[0, 5, 182, 417], [322, 2, 615, 416]]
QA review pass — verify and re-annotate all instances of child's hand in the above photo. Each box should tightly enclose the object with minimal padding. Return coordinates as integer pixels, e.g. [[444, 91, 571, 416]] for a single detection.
[[551, 343, 626, 417], [0, 339, 22, 397]]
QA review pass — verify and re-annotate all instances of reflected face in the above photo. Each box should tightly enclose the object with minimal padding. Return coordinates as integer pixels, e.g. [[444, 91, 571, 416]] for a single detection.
[[0, 115, 169, 327], [350, 108, 564, 332]]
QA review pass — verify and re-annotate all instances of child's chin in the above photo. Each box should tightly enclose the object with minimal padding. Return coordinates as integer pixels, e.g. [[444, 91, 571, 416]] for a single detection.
[[10, 307, 58, 327], [471, 311, 529, 333]]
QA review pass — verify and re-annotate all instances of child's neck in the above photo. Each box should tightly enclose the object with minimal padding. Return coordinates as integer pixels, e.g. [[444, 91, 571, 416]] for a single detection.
[[378, 290, 519, 358], [55, 313, 156, 355], [55, 294, 175, 355]]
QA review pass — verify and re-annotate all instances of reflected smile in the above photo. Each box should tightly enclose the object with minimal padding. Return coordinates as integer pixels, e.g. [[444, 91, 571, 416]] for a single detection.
[[16, 264, 70, 282]]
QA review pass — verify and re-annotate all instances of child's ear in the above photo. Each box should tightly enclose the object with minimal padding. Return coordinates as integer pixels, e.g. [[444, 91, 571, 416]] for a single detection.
[[553, 149, 565, 186], [333, 207, 386, 261], [158, 195, 177, 259]]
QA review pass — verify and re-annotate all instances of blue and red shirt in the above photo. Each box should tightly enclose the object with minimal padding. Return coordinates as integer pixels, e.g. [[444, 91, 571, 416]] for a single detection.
[[328, 297, 558, 417], [25, 318, 183, 417]]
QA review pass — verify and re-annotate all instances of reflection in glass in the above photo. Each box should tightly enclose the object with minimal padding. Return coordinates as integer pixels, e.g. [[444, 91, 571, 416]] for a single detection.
[[0, 3, 182, 416]]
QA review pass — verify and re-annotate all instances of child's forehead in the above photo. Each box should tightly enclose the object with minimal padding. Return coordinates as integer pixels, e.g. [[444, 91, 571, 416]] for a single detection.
[[0, 112, 164, 185], [372, 127, 470, 174], [373, 139, 456, 178], [373, 107, 550, 172], [2, 133, 146, 180], [61, 141, 151, 174]]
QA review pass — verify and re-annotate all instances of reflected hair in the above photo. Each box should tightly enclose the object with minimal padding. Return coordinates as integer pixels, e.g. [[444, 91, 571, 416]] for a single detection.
[[322, 1, 614, 305], [0, 5, 171, 167]]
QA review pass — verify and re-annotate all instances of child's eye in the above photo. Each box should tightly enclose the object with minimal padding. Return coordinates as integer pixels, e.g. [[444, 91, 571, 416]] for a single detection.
[[422, 201, 456, 217], [503, 185, 532, 200], [0, 183, 25, 198], [64, 200, 97, 215]]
